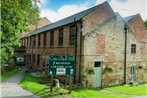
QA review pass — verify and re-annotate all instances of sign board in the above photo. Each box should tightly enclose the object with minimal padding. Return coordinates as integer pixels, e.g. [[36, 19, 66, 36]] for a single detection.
[[48, 55, 75, 76], [16, 57, 24, 63]]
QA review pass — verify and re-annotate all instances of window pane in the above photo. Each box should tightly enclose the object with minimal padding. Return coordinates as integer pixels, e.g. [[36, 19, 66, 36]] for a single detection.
[[131, 44, 136, 53], [58, 28, 64, 46], [70, 25, 77, 45], [33, 35, 36, 46], [44, 32, 47, 47], [38, 34, 40, 46], [37, 55, 40, 65], [33, 54, 35, 63], [50, 31, 54, 46]]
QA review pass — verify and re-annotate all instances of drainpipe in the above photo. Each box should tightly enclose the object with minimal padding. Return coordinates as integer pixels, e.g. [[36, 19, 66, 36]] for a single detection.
[[74, 24, 78, 84], [79, 19, 83, 83], [73, 18, 77, 84], [124, 23, 128, 84]]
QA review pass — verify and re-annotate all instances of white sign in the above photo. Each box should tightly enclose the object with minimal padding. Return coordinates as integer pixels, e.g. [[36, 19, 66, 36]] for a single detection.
[[50, 71, 52, 75], [56, 68, 66, 75], [70, 69, 73, 74], [17, 57, 24, 62]]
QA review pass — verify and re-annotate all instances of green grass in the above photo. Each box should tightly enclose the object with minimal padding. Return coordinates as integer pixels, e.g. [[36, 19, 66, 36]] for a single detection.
[[20, 73, 59, 97], [143, 84, 147, 86], [20, 73, 130, 98], [1, 68, 20, 81], [71, 88, 130, 98], [105, 85, 147, 95], [20, 73, 50, 93]]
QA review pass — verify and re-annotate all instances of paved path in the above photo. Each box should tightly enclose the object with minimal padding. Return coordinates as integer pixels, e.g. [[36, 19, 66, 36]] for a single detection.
[[0, 67, 40, 98]]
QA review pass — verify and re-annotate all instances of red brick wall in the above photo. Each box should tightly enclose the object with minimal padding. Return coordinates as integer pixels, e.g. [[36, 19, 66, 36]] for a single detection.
[[22, 21, 82, 83], [128, 14, 147, 42], [82, 2, 114, 34], [96, 34, 105, 54]]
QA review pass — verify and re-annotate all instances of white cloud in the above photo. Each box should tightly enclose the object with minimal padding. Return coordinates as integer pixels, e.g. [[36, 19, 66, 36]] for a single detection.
[[40, 0, 147, 22], [40, 4, 88, 22], [96, 0, 107, 4], [110, 0, 146, 20], [96, 0, 146, 20]]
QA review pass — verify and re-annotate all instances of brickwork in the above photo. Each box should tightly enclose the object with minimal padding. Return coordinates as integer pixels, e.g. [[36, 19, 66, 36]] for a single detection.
[[82, 2, 114, 35], [21, 21, 82, 83], [96, 34, 105, 54], [20, 2, 147, 86]]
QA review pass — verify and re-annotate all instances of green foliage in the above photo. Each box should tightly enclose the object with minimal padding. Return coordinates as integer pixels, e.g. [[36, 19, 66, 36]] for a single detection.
[[144, 20, 147, 29], [85, 67, 94, 75], [1, 0, 40, 64], [104, 66, 113, 73]]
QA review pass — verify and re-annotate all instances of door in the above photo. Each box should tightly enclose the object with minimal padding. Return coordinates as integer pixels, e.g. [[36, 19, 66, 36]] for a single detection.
[[94, 61, 102, 88], [130, 65, 135, 83]]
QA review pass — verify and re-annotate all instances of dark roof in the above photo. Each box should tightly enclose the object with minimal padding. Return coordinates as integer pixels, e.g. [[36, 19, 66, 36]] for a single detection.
[[124, 15, 136, 23], [28, 2, 108, 36]]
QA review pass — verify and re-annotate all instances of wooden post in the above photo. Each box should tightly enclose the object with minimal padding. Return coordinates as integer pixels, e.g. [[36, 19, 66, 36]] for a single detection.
[[68, 76, 72, 94], [50, 76, 53, 92]]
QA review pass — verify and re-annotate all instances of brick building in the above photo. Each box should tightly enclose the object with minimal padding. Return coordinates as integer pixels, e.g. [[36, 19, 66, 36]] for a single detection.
[[20, 17, 51, 38], [15, 18, 50, 66], [20, 1, 147, 87]]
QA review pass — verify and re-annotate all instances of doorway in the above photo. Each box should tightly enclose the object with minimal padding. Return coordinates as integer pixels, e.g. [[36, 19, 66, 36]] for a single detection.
[[130, 65, 135, 83], [94, 61, 102, 88]]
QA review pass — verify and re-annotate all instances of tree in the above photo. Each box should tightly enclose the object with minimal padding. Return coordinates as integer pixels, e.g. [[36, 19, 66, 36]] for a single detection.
[[1, 0, 40, 64], [144, 20, 147, 29]]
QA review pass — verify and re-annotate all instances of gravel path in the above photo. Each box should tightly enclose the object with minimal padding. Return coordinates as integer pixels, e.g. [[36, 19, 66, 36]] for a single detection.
[[0, 67, 40, 98]]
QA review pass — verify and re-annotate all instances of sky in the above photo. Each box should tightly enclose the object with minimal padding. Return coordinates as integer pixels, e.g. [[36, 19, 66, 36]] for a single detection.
[[39, 0, 147, 22]]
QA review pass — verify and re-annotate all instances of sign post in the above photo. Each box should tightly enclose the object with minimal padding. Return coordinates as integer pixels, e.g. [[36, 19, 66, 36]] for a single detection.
[[48, 55, 75, 76], [48, 55, 75, 93]]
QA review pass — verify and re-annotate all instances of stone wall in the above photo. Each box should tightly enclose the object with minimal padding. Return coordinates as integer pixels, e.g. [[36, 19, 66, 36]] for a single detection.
[[82, 13, 147, 87]]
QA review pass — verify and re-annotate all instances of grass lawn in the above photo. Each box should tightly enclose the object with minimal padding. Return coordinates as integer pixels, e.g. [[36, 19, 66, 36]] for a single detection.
[[71, 88, 130, 98], [105, 84, 147, 95], [143, 84, 147, 86], [20, 73, 130, 98], [1, 68, 20, 81], [20, 73, 50, 93]]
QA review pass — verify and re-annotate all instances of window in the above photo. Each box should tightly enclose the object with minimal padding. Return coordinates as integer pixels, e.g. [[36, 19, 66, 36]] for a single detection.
[[70, 25, 77, 45], [24, 38, 26, 47], [29, 54, 31, 62], [94, 62, 101, 67], [33, 35, 36, 47], [38, 34, 41, 46], [131, 44, 136, 54], [27, 37, 29, 47], [33, 54, 35, 63], [43, 32, 47, 47], [50, 31, 54, 46], [37, 55, 40, 65], [30, 36, 32, 47], [21, 39, 23, 46], [58, 28, 64, 46], [130, 65, 135, 75], [130, 65, 135, 82]]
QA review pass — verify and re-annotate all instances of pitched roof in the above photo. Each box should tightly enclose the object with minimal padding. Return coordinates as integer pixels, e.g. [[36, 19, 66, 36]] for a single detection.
[[123, 15, 136, 23], [28, 1, 108, 37]]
